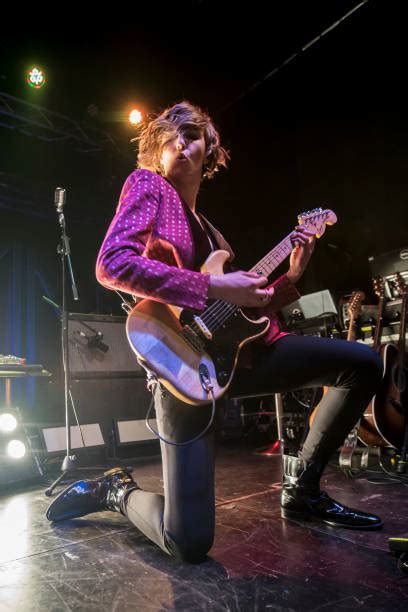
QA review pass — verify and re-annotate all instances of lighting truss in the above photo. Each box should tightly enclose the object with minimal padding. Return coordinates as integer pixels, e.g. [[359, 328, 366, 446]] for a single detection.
[[0, 92, 132, 158]]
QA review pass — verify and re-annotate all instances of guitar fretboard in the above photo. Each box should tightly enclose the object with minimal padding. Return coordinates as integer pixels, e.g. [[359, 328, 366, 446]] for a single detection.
[[249, 235, 294, 277]]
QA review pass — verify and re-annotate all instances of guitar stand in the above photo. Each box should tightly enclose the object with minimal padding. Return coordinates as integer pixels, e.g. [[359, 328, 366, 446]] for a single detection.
[[389, 537, 408, 574], [338, 424, 370, 478], [396, 406, 408, 474], [254, 393, 284, 456]]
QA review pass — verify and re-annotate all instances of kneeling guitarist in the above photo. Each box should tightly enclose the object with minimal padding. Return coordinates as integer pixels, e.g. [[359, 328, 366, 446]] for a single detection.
[[46, 101, 384, 563]]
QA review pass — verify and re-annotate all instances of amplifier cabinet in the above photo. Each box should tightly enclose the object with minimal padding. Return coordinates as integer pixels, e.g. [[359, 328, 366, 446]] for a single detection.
[[368, 247, 408, 299], [67, 313, 144, 378], [69, 376, 157, 446]]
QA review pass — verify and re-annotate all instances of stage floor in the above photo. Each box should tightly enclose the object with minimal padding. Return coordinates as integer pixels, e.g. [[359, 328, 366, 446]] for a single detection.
[[0, 445, 407, 611]]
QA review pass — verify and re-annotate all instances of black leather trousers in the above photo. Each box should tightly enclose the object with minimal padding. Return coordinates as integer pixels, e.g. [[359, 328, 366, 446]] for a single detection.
[[124, 335, 383, 562]]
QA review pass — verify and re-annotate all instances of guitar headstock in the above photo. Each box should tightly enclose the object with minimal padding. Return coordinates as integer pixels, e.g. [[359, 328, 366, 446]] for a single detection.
[[347, 290, 365, 319], [394, 272, 407, 298], [298, 208, 337, 238], [372, 276, 385, 300]]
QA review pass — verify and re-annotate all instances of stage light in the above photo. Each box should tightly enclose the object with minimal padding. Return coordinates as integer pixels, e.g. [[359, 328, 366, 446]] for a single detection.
[[129, 109, 143, 125], [0, 412, 43, 486], [0, 413, 18, 433], [26, 66, 46, 89], [6, 440, 27, 459]]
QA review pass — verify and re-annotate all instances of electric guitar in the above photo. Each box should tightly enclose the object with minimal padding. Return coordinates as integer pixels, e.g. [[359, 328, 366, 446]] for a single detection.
[[126, 208, 337, 405], [358, 276, 391, 447], [371, 273, 408, 449]]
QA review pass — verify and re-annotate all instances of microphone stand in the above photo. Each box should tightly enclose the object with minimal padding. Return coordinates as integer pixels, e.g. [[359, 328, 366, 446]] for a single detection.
[[45, 187, 81, 496]]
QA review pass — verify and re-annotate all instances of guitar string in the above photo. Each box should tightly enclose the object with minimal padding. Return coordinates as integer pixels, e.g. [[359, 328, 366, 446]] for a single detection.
[[201, 237, 292, 327], [188, 218, 325, 335], [180, 218, 328, 346], [187, 239, 294, 339], [199, 236, 294, 332]]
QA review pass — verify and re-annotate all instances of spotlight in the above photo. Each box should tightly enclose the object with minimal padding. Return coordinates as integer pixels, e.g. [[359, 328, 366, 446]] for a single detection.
[[6, 440, 27, 459], [0, 408, 43, 487], [26, 66, 46, 89], [129, 109, 143, 125], [0, 413, 18, 433]]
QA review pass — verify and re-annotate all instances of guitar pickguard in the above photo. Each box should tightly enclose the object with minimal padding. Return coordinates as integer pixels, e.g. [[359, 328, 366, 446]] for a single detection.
[[180, 305, 268, 387]]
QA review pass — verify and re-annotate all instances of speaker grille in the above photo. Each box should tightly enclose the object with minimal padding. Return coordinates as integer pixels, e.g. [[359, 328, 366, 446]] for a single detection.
[[68, 313, 143, 378]]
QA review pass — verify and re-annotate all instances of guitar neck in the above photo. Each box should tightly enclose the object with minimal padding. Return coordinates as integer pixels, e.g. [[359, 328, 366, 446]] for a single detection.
[[398, 294, 407, 357], [346, 314, 356, 342], [248, 234, 293, 277], [372, 295, 384, 350]]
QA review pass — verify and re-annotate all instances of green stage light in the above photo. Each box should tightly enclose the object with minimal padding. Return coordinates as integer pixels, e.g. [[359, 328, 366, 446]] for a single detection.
[[26, 67, 46, 89]]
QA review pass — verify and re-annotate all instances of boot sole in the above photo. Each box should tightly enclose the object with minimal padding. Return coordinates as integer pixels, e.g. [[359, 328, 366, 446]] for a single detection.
[[281, 507, 384, 530]]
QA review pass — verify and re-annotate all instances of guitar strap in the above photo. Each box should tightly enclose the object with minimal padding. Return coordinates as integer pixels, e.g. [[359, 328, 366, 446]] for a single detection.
[[199, 213, 236, 263]]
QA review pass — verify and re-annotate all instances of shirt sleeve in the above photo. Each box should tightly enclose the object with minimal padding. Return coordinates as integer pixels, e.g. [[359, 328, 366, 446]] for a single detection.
[[264, 273, 300, 312], [252, 273, 300, 321], [252, 273, 300, 346], [95, 170, 210, 311]]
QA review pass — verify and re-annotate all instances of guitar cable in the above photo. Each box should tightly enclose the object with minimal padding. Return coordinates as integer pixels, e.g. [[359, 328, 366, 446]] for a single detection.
[[117, 290, 218, 445], [143, 370, 217, 447]]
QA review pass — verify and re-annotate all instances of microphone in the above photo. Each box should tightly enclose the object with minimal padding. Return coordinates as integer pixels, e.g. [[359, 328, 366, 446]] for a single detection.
[[78, 330, 109, 353], [54, 187, 66, 213]]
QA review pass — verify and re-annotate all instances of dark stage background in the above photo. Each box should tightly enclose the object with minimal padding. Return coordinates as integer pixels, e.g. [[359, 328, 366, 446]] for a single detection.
[[1, 0, 407, 415]]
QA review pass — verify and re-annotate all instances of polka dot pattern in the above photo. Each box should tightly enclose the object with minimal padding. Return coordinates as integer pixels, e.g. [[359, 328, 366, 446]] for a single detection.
[[96, 169, 211, 311]]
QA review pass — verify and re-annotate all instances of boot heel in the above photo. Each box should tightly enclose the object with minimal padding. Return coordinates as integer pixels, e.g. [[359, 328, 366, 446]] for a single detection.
[[281, 506, 311, 521]]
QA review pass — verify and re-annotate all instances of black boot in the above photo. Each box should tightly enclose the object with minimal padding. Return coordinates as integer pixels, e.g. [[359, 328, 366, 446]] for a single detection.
[[46, 467, 139, 522], [280, 454, 383, 530]]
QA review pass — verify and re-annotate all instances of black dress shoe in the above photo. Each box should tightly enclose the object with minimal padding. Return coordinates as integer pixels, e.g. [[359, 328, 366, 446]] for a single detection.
[[46, 467, 139, 522], [280, 454, 383, 530]]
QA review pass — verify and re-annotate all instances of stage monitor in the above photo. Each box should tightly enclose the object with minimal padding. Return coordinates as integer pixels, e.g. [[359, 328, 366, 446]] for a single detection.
[[281, 289, 338, 325]]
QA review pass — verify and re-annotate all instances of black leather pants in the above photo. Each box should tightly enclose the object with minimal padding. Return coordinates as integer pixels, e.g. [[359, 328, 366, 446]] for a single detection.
[[124, 335, 383, 561]]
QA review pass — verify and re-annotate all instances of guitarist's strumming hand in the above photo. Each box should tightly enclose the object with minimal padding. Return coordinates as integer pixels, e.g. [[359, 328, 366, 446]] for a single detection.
[[208, 270, 274, 307], [287, 226, 316, 284]]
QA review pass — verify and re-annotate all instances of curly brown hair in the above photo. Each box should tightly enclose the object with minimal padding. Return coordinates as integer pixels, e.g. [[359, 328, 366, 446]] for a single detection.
[[136, 101, 229, 180]]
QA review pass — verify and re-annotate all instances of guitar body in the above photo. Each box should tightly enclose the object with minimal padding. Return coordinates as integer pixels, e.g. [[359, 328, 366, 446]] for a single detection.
[[357, 347, 393, 448], [126, 250, 270, 405], [372, 342, 407, 448], [358, 343, 400, 448], [360, 273, 408, 449]]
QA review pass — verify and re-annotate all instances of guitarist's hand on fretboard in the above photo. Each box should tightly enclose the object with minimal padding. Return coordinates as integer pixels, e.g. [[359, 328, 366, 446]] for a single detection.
[[287, 226, 316, 284]]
